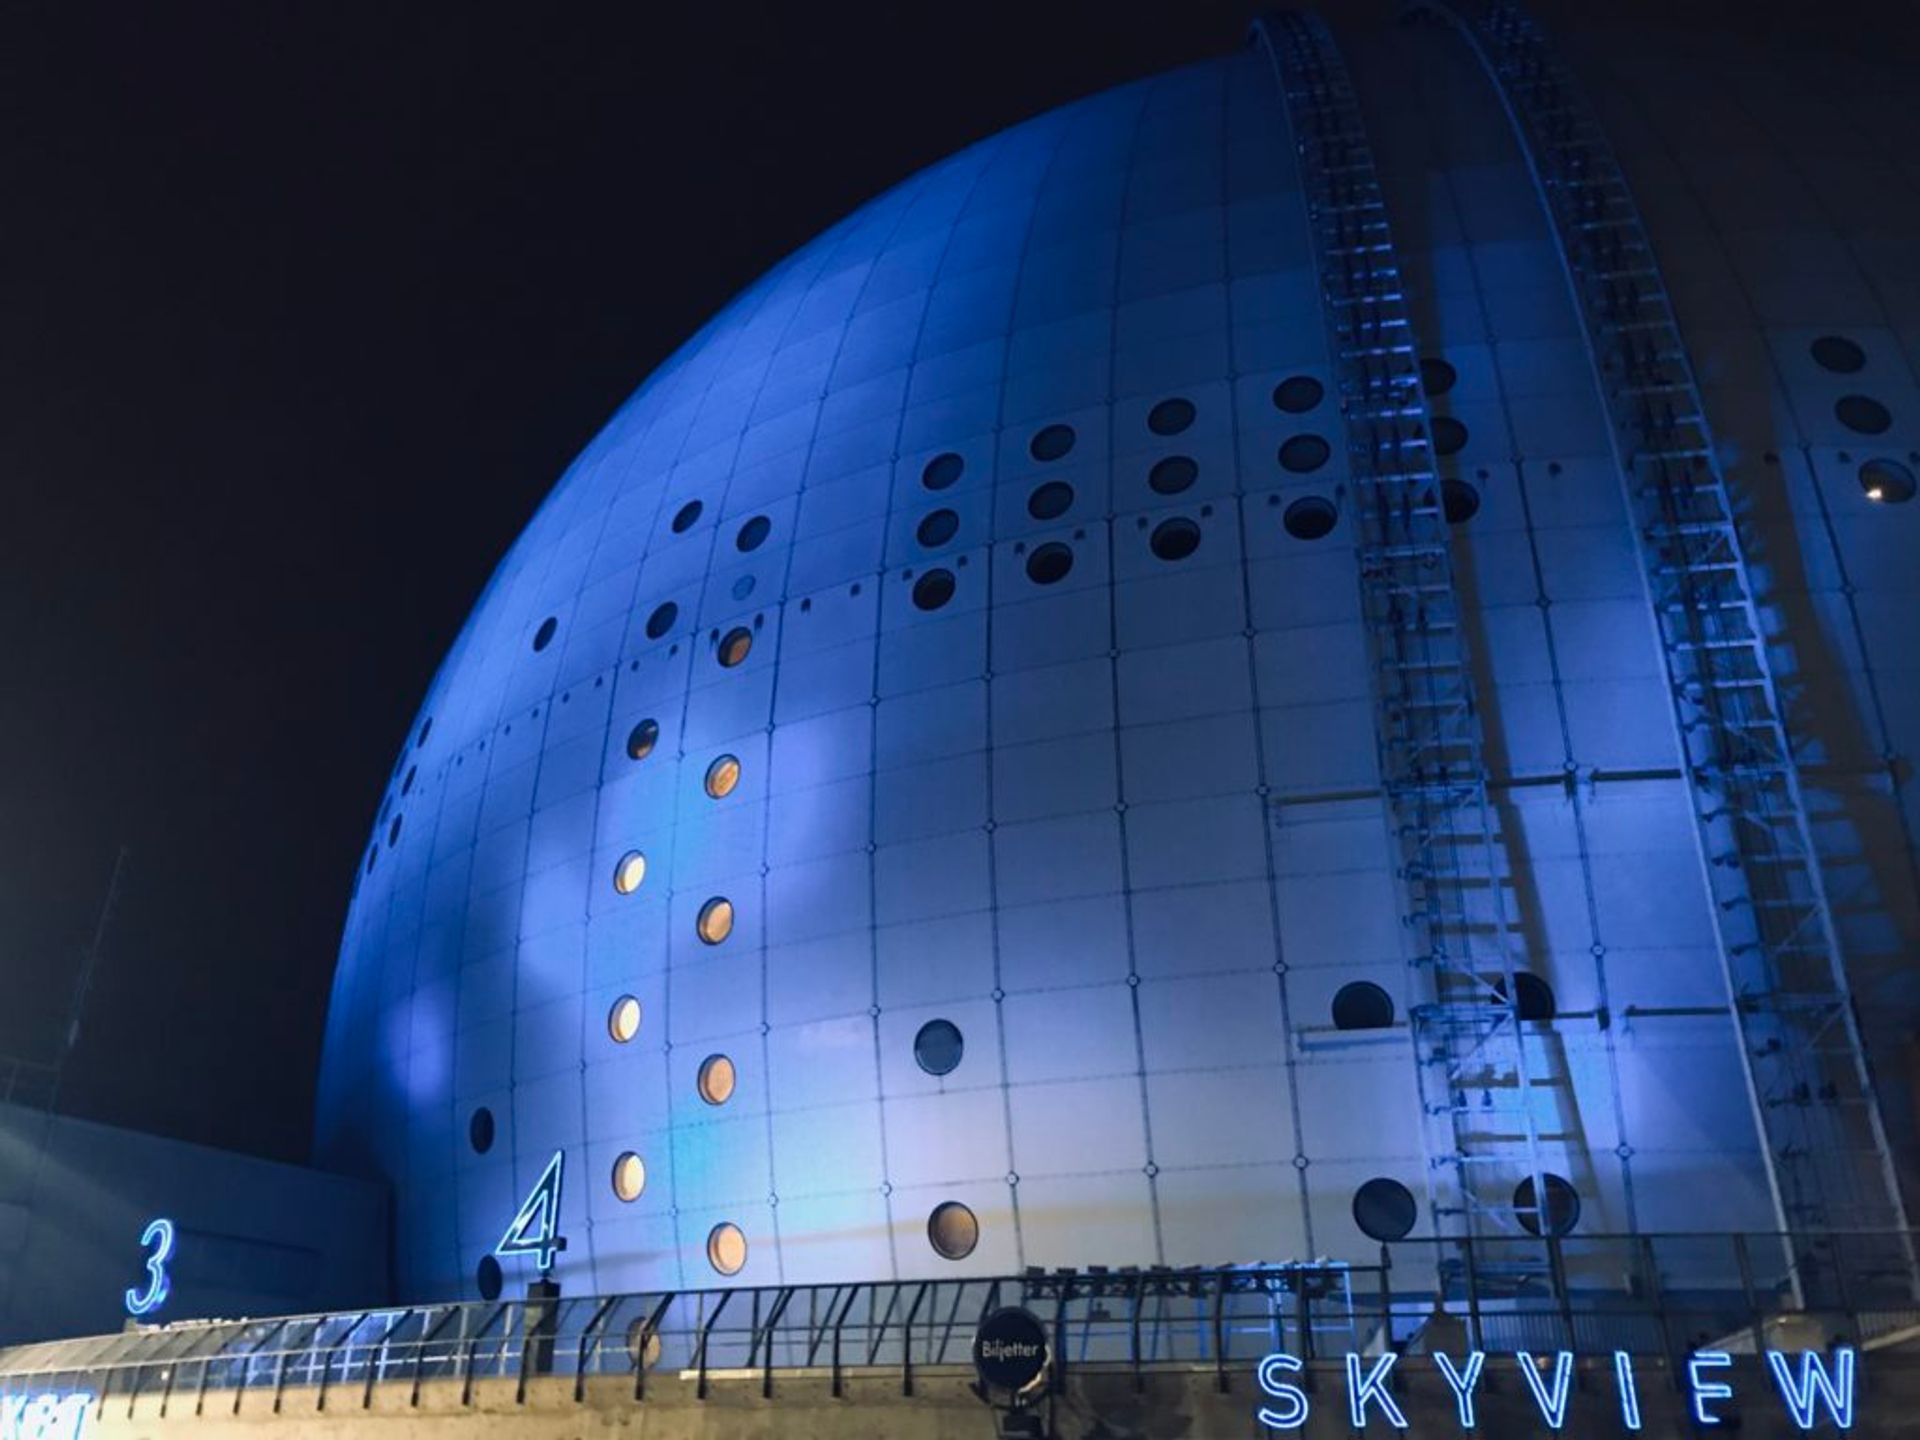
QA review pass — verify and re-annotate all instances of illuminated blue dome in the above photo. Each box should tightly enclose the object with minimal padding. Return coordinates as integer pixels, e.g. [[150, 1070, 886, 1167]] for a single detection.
[[318, 8, 1920, 1303]]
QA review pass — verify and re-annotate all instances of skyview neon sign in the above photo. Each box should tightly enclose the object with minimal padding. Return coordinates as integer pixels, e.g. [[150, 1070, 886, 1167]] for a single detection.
[[1255, 1348, 1855, 1431], [0, 1392, 92, 1440]]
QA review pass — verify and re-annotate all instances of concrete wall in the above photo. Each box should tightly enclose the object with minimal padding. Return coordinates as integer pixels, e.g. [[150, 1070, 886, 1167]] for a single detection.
[[0, 1102, 388, 1344]]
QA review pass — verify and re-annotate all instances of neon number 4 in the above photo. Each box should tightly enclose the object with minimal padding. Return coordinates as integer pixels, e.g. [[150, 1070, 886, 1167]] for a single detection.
[[124, 1217, 175, 1317], [496, 1150, 567, 1272]]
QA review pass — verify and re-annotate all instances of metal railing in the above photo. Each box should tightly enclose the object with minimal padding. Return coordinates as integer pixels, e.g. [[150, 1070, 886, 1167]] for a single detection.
[[3, 1230, 1916, 1417]]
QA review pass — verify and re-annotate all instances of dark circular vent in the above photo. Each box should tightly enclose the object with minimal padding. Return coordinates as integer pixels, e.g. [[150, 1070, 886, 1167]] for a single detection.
[[532, 616, 558, 652], [912, 569, 957, 611], [1514, 1173, 1581, 1237], [645, 602, 678, 640], [1272, 375, 1324, 414], [1836, 395, 1893, 435], [1149, 517, 1202, 562], [1810, 335, 1866, 374], [1860, 458, 1917, 504], [1027, 480, 1075, 520], [916, 509, 960, 549], [735, 514, 771, 552], [1029, 424, 1076, 462], [914, 1019, 965, 1076], [1353, 1178, 1418, 1241], [1441, 479, 1480, 524], [476, 1254, 503, 1301], [1332, 981, 1395, 1031], [468, 1107, 495, 1155], [1025, 542, 1074, 585], [922, 452, 964, 491], [1279, 434, 1331, 473], [1149, 456, 1198, 495], [672, 499, 704, 533], [1420, 356, 1458, 396], [1431, 416, 1469, 456], [1494, 971, 1557, 1022], [1147, 397, 1196, 435], [1283, 496, 1337, 541]]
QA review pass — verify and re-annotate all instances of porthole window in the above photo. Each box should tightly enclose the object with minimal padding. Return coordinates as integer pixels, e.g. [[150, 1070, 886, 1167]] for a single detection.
[[1283, 496, 1338, 541], [1494, 971, 1556, 1022], [626, 1318, 662, 1370], [1029, 423, 1076, 462], [698, 1054, 737, 1106], [1860, 458, 1917, 504], [532, 616, 558, 652], [612, 1152, 647, 1202], [1810, 335, 1866, 374], [1027, 480, 1074, 520], [1279, 434, 1331, 473], [1836, 395, 1893, 435], [707, 1222, 748, 1276], [388, 814, 403, 846], [927, 1201, 980, 1260], [1431, 416, 1469, 456], [469, 1107, 495, 1155], [1420, 356, 1457, 396], [735, 514, 771, 552], [401, 766, 417, 796], [1147, 397, 1196, 435], [613, 851, 648, 895], [1149, 455, 1198, 495], [645, 602, 678, 640], [1441, 478, 1480, 524], [476, 1254, 503, 1301], [1025, 542, 1074, 585], [1353, 1178, 1418, 1241], [697, 896, 735, 945], [1149, 517, 1202, 562], [627, 718, 660, 761], [717, 626, 753, 667], [705, 754, 741, 799], [1272, 375, 1324, 413], [732, 574, 755, 601], [923, 452, 964, 491], [1514, 1173, 1581, 1237], [608, 995, 642, 1043], [1332, 981, 1395, 1031], [417, 717, 433, 747], [914, 1019, 964, 1076], [672, 499, 703, 533], [912, 568, 957, 611], [916, 508, 960, 548]]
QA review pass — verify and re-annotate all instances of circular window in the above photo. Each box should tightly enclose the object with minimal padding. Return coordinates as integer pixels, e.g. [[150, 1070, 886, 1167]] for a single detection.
[[645, 602, 678, 640], [388, 814, 403, 846], [1811, 335, 1866, 374], [1029, 423, 1076, 462], [417, 717, 433, 747], [707, 1222, 748, 1276], [1860, 458, 1917, 504], [1332, 981, 1395, 1031], [1279, 434, 1331, 473], [612, 1152, 647, 1202], [469, 1107, 494, 1155], [1837, 395, 1893, 434], [1149, 455, 1198, 495], [1494, 971, 1557, 1022], [1149, 517, 1202, 562], [916, 508, 960, 548], [1353, 1178, 1418, 1241], [697, 896, 735, 945], [1027, 480, 1075, 520], [672, 499, 703, 533], [626, 1318, 662, 1370], [614, 851, 647, 895], [732, 574, 755, 601], [532, 616, 558, 652], [1147, 397, 1196, 435], [627, 718, 660, 761], [1514, 1173, 1581, 1237], [1272, 375, 1324, 413], [914, 1019, 964, 1076], [1441, 478, 1480, 524], [912, 568, 957, 611], [476, 1254, 503, 1301], [927, 1201, 980, 1260], [717, 627, 753, 667], [697, 1053, 737, 1105], [735, 514, 771, 552], [1431, 416, 1469, 456], [1420, 356, 1458, 396], [705, 754, 741, 799], [608, 995, 642, 1044], [1025, 542, 1074, 585], [922, 452, 964, 491], [401, 766, 417, 796], [1283, 496, 1338, 541]]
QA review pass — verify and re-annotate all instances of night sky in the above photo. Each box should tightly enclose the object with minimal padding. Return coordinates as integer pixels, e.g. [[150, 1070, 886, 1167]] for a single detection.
[[0, 1, 1258, 1162]]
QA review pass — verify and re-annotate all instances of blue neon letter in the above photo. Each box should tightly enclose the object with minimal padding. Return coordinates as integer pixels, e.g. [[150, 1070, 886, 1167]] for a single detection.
[[496, 1149, 567, 1271], [1516, 1350, 1575, 1429], [124, 1217, 175, 1317], [1256, 1352, 1310, 1429], [1345, 1352, 1408, 1430], [0, 1392, 92, 1440], [1766, 1349, 1855, 1431], [1614, 1351, 1643, 1431], [1688, 1351, 1734, 1426], [1433, 1350, 1486, 1428]]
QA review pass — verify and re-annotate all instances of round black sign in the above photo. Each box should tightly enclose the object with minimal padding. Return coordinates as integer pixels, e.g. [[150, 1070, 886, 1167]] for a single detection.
[[972, 1306, 1050, 1394]]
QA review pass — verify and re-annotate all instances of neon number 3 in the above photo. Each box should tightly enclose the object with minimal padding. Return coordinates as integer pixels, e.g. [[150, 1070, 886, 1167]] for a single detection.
[[496, 1150, 567, 1272], [125, 1217, 175, 1317]]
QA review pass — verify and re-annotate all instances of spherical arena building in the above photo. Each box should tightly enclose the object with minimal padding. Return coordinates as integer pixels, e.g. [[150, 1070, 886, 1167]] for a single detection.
[[10, 2, 1920, 1436]]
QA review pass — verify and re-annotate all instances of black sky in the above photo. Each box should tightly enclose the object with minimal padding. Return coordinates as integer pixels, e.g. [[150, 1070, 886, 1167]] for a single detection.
[[0, 1, 1261, 1162]]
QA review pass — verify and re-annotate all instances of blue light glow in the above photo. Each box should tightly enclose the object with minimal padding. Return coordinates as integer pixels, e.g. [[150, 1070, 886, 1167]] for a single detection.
[[1515, 1350, 1574, 1429], [1614, 1351, 1642, 1431], [122, 1217, 174, 1317], [1433, 1349, 1486, 1428], [1766, 1348, 1854, 1431], [1345, 1352, 1408, 1430], [1255, 1351, 1310, 1429], [0, 1391, 92, 1440], [496, 1149, 567, 1272], [1688, 1351, 1734, 1426]]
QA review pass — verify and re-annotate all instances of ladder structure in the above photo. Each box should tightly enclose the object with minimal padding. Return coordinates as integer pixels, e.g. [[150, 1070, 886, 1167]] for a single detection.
[[1251, 11, 1559, 1244], [1412, 0, 1914, 1244]]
